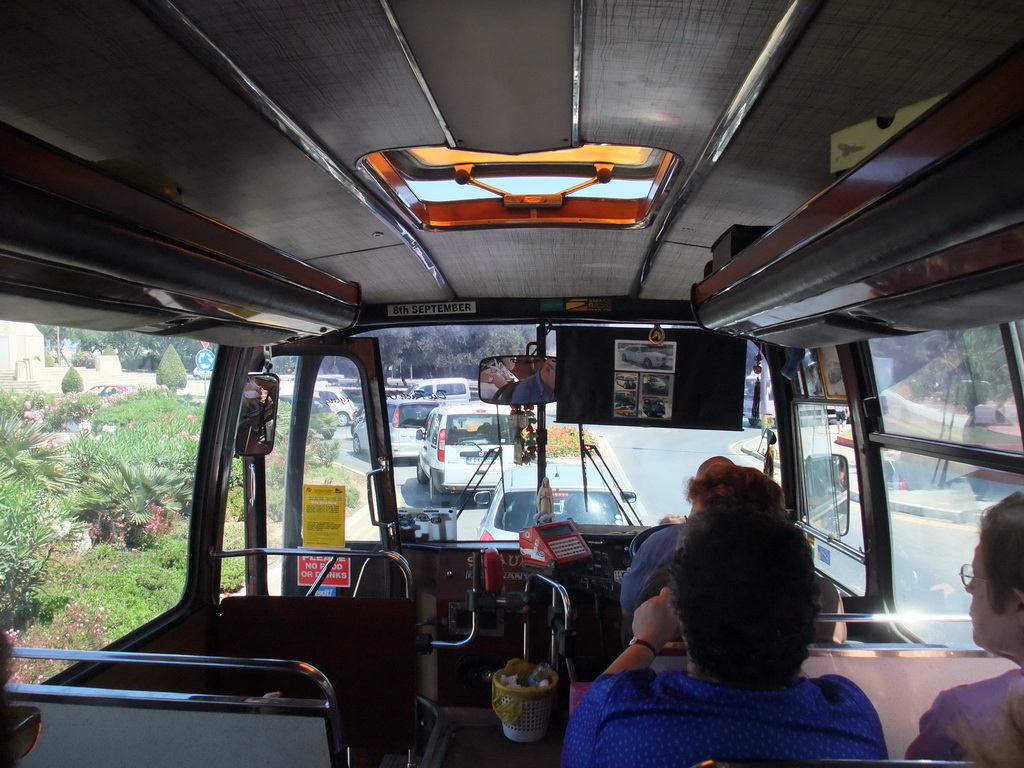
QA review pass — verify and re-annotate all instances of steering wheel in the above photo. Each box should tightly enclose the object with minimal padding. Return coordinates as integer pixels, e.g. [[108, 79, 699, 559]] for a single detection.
[[628, 523, 675, 558]]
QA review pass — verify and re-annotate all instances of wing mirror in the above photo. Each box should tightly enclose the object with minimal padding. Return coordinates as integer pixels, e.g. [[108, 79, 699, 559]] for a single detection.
[[478, 355, 556, 405], [235, 373, 280, 456]]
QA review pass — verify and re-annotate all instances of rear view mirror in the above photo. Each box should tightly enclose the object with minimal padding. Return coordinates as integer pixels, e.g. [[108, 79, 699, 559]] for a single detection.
[[479, 355, 556, 405], [235, 373, 280, 456]]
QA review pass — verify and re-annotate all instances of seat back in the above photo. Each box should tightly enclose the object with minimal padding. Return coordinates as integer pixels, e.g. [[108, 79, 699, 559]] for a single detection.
[[690, 762, 968, 768], [11, 685, 338, 768], [216, 596, 417, 752]]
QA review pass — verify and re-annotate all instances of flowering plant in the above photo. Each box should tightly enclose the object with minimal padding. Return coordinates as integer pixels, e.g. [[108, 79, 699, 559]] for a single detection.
[[509, 405, 537, 465]]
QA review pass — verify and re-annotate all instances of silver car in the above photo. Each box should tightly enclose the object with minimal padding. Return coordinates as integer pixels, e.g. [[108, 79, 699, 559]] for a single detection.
[[351, 399, 439, 461]]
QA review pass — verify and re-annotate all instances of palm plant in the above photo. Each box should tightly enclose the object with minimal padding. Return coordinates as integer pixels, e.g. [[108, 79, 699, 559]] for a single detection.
[[76, 460, 191, 546], [0, 417, 71, 492]]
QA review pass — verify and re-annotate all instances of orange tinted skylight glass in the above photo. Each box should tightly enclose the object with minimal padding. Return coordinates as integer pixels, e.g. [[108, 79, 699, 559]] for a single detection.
[[361, 144, 679, 230]]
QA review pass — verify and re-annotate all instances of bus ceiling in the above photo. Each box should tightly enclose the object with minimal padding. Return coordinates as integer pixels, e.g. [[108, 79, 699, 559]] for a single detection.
[[0, 125, 360, 346], [0, 2, 1022, 341], [692, 42, 1024, 349]]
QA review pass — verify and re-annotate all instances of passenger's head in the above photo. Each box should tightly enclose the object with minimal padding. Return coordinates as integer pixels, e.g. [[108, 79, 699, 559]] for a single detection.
[[669, 504, 817, 688], [976, 492, 1024, 612], [687, 460, 785, 518], [968, 493, 1024, 660]]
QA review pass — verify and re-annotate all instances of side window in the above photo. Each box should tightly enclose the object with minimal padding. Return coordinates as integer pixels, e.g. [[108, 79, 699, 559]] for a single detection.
[[795, 402, 865, 594], [4, 326, 209, 681], [427, 413, 440, 446], [869, 325, 1023, 643], [236, 354, 370, 599]]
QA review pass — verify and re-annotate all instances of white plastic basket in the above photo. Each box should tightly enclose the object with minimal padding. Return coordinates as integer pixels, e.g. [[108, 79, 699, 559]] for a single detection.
[[496, 691, 555, 742]]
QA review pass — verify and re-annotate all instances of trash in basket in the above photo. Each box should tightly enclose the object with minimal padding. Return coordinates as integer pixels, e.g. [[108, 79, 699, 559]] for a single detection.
[[491, 659, 559, 742]]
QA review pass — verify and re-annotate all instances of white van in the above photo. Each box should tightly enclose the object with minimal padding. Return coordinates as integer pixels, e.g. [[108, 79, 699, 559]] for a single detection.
[[416, 403, 513, 496], [402, 378, 475, 402]]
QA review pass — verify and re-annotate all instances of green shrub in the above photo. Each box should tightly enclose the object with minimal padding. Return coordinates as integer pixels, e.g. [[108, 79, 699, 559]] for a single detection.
[[7, 602, 111, 684], [61, 366, 84, 393], [44, 349, 55, 367], [70, 351, 94, 369], [315, 439, 338, 466], [30, 532, 188, 647], [43, 393, 101, 431], [220, 521, 246, 595], [0, 475, 82, 630], [156, 345, 188, 390], [546, 425, 596, 458]]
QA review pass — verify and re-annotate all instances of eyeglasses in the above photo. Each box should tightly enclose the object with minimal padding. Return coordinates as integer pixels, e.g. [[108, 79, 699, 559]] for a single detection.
[[959, 563, 987, 587]]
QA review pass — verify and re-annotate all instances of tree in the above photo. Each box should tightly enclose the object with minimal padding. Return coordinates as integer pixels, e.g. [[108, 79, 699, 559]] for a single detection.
[[61, 366, 84, 393], [156, 345, 187, 390]]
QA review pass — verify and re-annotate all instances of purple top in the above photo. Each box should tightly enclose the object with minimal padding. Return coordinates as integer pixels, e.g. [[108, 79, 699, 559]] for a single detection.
[[562, 669, 886, 768], [905, 667, 1024, 760]]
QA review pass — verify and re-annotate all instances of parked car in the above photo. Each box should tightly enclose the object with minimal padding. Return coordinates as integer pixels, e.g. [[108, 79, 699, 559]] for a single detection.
[[87, 384, 138, 397], [475, 464, 630, 541], [402, 378, 474, 402], [314, 385, 358, 426], [642, 397, 666, 417], [644, 374, 669, 394], [620, 344, 669, 368], [615, 373, 637, 390], [278, 394, 336, 439], [278, 381, 357, 427], [416, 402, 512, 497], [351, 399, 439, 460]]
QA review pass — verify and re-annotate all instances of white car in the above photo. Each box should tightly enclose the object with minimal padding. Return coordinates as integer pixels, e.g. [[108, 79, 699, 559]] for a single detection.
[[620, 344, 669, 368], [416, 402, 512, 498], [314, 385, 359, 427], [278, 381, 358, 426], [475, 464, 632, 541], [402, 378, 475, 402]]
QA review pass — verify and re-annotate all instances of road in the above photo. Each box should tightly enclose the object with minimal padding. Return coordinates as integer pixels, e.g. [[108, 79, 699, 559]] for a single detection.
[[333, 424, 765, 539], [330, 422, 981, 643]]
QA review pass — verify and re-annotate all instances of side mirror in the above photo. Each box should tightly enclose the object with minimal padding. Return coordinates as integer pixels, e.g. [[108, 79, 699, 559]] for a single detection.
[[474, 490, 492, 506], [620, 491, 637, 503], [416, 428, 426, 441], [478, 355, 556, 405], [235, 373, 280, 456]]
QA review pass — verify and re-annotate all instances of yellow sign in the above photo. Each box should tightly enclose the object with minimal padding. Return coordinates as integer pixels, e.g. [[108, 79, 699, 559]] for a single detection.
[[302, 485, 346, 548]]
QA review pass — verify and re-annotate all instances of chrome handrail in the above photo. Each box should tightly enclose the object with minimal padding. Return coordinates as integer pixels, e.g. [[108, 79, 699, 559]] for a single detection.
[[212, 546, 412, 597], [817, 612, 970, 623], [10, 646, 345, 757], [526, 572, 576, 682]]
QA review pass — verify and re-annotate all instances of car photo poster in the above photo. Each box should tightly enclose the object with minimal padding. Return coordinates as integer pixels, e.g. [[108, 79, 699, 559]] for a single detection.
[[613, 340, 676, 420]]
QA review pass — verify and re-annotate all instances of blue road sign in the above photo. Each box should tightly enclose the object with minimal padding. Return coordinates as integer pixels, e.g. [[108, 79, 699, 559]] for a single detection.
[[195, 349, 216, 371]]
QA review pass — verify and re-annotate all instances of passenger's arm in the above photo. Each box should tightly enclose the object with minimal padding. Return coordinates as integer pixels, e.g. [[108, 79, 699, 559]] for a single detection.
[[605, 588, 679, 675]]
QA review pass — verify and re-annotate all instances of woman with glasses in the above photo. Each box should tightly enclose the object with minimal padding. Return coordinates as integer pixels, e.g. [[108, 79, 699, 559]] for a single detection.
[[905, 492, 1024, 760]]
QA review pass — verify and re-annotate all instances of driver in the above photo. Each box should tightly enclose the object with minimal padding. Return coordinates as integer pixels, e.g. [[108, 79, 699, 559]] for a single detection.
[[510, 357, 556, 404]]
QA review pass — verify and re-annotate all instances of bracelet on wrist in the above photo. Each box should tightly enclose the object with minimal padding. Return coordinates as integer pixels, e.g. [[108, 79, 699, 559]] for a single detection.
[[628, 638, 658, 656]]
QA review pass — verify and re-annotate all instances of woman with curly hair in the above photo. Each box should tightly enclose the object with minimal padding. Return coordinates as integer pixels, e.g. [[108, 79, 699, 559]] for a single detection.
[[562, 505, 885, 768]]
